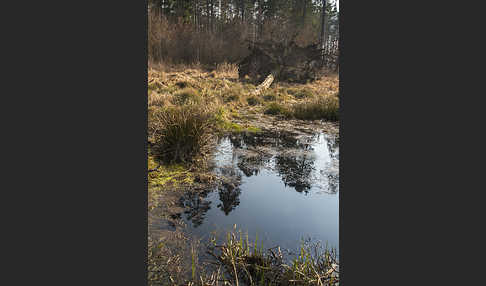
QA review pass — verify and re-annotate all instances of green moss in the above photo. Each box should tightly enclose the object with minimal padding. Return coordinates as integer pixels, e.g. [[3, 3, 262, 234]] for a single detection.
[[220, 121, 243, 132], [148, 156, 194, 187], [210, 107, 261, 133], [228, 122, 244, 132], [245, 126, 262, 133], [212, 107, 242, 132]]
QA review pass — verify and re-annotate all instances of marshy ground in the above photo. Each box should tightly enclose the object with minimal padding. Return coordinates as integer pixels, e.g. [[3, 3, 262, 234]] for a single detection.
[[148, 63, 339, 285]]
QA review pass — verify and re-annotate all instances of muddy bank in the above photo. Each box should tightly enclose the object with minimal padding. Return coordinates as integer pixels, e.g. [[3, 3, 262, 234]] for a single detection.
[[233, 109, 339, 137]]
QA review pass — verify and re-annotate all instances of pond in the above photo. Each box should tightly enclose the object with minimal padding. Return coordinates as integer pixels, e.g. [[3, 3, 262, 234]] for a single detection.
[[180, 130, 339, 254]]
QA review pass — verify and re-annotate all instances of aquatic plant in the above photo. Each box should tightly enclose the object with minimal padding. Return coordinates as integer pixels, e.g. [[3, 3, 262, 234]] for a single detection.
[[206, 227, 339, 286]]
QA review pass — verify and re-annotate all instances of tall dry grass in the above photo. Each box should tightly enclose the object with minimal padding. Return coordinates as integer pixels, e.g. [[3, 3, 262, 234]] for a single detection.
[[149, 105, 215, 163], [292, 95, 339, 121], [148, 92, 169, 107]]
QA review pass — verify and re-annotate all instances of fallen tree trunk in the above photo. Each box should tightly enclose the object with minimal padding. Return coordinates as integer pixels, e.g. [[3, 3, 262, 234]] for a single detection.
[[251, 73, 274, 96]]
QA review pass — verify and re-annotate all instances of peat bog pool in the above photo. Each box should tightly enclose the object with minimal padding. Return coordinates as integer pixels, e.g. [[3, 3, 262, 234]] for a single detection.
[[180, 130, 339, 254]]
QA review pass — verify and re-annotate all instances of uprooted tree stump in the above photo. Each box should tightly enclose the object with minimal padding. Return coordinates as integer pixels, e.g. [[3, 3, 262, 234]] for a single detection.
[[238, 41, 325, 84]]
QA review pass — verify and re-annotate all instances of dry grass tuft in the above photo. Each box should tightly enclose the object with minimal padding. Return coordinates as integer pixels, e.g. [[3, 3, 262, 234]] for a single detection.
[[214, 62, 239, 79], [172, 88, 201, 105], [148, 92, 170, 107], [149, 105, 215, 163], [292, 95, 339, 121]]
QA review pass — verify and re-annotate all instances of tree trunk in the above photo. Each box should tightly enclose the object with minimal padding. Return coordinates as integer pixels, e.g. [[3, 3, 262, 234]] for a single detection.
[[240, 0, 245, 22], [320, 0, 328, 50], [210, 0, 214, 32], [206, 0, 210, 32], [258, 0, 263, 37], [302, 0, 307, 26], [252, 73, 274, 96], [194, 0, 197, 29]]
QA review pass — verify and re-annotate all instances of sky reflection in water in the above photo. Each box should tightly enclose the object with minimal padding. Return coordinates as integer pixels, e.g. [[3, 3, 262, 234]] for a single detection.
[[182, 131, 339, 252]]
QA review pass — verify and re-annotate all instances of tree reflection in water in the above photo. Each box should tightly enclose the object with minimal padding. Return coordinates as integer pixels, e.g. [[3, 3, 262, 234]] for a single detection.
[[326, 135, 339, 160], [324, 134, 339, 194], [179, 167, 244, 227], [327, 172, 339, 194], [180, 191, 211, 227], [179, 131, 339, 227], [216, 167, 242, 215], [217, 181, 242, 215], [229, 130, 312, 150], [275, 153, 315, 194], [237, 153, 273, 177]]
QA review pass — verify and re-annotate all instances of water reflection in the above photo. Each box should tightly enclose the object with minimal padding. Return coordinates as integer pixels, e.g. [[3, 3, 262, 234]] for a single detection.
[[326, 135, 339, 160], [179, 131, 339, 229], [237, 153, 272, 177], [275, 154, 315, 194], [327, 172, 339, 194], [217, 181, 242, 215], [179, 191, 212, 227], [180, 168, 244, 227], [227, 131, 337, 194], [229, 131, 313, 150]]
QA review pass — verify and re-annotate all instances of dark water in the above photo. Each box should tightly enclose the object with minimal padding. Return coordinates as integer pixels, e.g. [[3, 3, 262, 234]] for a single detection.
[[182, 131, 339, 253]]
